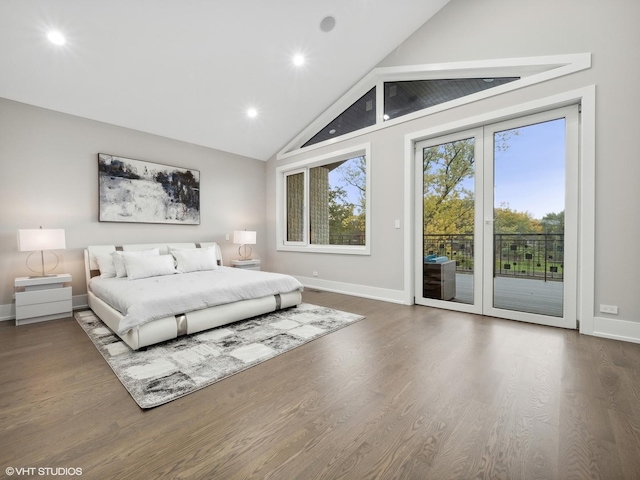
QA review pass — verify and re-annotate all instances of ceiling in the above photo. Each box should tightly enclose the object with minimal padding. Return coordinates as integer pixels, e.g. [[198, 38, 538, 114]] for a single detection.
[[0, 0, 450, 161]]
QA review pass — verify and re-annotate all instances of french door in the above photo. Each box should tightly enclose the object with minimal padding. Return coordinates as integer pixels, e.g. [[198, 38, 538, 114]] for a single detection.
[[414, 106, 579, 328]]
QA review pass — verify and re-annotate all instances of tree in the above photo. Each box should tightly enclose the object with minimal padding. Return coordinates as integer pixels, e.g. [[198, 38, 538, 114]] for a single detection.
[[493, 203, 542, 234], [327, 156, 367, 244], [328, 186, 355, 235], [540, 211, 564, 233], [423, 138, 475, 234], [335, 156, 366, 213]]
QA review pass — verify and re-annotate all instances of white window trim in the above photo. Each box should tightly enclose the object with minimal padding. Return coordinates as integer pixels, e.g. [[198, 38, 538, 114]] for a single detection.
[[277, 53, 591, 160], [276, 143, 371, 255]]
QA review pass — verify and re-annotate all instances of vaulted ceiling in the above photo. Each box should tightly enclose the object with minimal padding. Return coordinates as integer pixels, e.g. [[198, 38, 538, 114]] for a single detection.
[[0, 0, 450, 160]]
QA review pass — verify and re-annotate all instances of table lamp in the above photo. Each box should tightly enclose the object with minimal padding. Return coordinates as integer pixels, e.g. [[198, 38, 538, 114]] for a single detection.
[[233, 230, 256, 260], [17, 227, 66, 277]]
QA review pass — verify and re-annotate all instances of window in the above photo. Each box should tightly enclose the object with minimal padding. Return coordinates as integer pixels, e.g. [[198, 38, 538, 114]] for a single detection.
[[302, 88, 376, 148], [278, 144, 370, 254], [384, 77, 519, 121]]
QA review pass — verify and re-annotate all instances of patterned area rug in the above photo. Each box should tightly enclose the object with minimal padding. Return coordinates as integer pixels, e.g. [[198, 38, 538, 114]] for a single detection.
[[75, 304, 364, 408]]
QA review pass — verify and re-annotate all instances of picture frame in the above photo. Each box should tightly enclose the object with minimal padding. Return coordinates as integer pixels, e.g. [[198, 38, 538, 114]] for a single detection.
[[98, 153, 200, 225]]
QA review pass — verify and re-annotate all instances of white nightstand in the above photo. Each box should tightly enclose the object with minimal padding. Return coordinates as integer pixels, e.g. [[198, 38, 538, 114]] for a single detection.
[[14, 274, 72, 326], [231, 259, 261, 271]]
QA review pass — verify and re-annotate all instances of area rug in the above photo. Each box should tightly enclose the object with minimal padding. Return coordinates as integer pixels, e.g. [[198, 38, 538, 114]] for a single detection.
[[75, 304, 364, 409]]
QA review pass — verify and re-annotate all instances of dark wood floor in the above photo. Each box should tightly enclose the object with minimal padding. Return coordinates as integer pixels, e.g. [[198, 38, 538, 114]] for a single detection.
[[2, 291, 640, 479]]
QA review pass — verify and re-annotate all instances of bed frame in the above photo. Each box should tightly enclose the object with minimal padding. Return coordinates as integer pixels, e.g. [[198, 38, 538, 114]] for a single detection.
[[84, 242, 302, 350]]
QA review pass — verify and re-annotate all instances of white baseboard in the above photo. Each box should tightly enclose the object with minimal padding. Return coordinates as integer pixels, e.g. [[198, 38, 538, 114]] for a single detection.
[[0, 303, 14, 322], [592, 315, 640, 345], [295, 276, 407, 305], [73, 294, 88, 311], [0, 294, 89, 322]]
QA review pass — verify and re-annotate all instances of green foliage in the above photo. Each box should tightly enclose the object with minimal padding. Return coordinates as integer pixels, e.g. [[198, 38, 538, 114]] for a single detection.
[[329, 186, 356, 233], [423, 138, 475, 234], [494, 203, 541, 234], [541, 211, 565, 233]]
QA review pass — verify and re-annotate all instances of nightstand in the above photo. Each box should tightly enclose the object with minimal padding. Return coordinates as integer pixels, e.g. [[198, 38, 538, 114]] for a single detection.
[[14, 274, 72, 326], [231, 259, 261, 271]]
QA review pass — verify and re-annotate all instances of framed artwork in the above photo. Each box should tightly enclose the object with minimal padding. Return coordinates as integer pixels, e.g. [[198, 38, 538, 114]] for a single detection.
[[98, 153, 200, 225]]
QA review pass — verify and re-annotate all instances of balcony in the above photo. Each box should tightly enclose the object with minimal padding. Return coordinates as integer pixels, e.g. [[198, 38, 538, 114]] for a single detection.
[[424, 233, 564, 281], [424, 233, 564, 317]]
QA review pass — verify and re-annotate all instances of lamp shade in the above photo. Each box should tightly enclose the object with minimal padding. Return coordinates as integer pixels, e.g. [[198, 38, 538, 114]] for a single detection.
[[17, 229, 66, 252], [233, 230, 256, 245]]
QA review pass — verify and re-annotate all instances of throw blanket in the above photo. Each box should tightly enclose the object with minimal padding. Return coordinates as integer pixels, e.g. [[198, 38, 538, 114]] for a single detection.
[[89, 267, 303, 334]]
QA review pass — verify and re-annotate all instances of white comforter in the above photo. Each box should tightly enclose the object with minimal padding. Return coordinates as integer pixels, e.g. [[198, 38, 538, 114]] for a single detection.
[[89, 267, 303, 334]]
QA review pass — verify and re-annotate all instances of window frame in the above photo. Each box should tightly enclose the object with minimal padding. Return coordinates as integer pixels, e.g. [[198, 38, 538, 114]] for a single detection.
[[276, 143, 371, 255]]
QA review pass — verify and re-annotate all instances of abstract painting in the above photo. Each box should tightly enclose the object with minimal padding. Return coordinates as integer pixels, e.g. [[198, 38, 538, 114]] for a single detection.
[[98, 154, 200, 225]]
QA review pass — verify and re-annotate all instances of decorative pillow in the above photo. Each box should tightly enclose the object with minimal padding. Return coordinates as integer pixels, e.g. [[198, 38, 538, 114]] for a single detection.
[[112, 248, 160, 278], [171, 248, 218, 273], [124, 254, 177, 280], [95, 253, 117, 278]]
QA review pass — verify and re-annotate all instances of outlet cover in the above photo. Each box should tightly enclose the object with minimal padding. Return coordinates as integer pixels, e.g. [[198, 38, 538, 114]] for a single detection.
[[599, 304, 618, 314]]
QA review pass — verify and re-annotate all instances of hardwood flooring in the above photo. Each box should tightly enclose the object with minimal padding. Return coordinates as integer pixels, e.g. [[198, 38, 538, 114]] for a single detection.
[[2, 290, 640, 479]]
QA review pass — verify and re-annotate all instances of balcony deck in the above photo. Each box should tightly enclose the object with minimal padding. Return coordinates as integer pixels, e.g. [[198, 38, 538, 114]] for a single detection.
[[453, 273, 564, 318]]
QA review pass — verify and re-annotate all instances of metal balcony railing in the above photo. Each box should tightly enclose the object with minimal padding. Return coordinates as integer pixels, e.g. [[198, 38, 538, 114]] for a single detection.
[[424, 233, 564, 281], [329, 233, 366, 245]]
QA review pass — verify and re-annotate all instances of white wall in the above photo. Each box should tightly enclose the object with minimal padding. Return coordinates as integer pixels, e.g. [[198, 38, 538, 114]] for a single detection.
[[266, 0, 640, 332], [0, 98, 266, 318]]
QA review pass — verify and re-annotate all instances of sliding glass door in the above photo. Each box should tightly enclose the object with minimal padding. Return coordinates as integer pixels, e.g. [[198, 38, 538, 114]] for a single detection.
[[415, 106, 579, 328]]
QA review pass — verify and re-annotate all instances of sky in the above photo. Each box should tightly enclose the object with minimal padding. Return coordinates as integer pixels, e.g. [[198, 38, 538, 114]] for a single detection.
[[457, 118, 566, 220], [494, 119, 565, 219]]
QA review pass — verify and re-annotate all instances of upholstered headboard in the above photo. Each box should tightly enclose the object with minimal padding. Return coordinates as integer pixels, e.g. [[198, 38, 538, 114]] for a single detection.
[[84, 242, 222, 289]]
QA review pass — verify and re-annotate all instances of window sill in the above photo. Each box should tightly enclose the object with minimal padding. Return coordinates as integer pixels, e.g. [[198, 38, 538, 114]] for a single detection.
[[277, 245, 370, 255]]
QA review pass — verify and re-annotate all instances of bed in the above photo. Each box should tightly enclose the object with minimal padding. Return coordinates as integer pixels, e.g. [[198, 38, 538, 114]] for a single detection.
[[84, 242, 303, 350]]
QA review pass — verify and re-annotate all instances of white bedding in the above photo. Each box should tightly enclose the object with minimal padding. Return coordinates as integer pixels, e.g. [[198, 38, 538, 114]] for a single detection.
[[89, 266, 303, 334]]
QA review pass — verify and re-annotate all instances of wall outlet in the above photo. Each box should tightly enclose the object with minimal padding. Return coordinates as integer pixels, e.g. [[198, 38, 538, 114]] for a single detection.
[[600, 304, 618, 314], [312, 271, 318, 277]]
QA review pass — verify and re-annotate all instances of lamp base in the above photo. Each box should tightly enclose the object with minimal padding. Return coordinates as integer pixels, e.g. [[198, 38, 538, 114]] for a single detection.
[[238, 244, 253, 260], [25, 251, 60, 277]]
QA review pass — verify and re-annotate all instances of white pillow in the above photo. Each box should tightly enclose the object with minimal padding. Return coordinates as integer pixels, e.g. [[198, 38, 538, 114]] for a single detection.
[[167, 244, 217, 253], [124, 254, 176, 280], [112, 248, 160, 278], [171, 248, 218, 273], [95, 253, 117, 278]]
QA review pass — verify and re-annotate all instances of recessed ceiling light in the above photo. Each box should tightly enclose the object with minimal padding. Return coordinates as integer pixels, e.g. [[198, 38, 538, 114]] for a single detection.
[[483, 78, 494, 83], [47, 30, 66, 46], [329, 129, 336, 135], [293, 54, 305, 67], [247, 108, 258, 118], [320, 16, 336, 33]]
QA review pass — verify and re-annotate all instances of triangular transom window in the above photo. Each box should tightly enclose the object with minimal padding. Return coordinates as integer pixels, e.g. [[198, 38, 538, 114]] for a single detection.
[[303, 87, 376, 148], [383, 77, 518, 121]]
